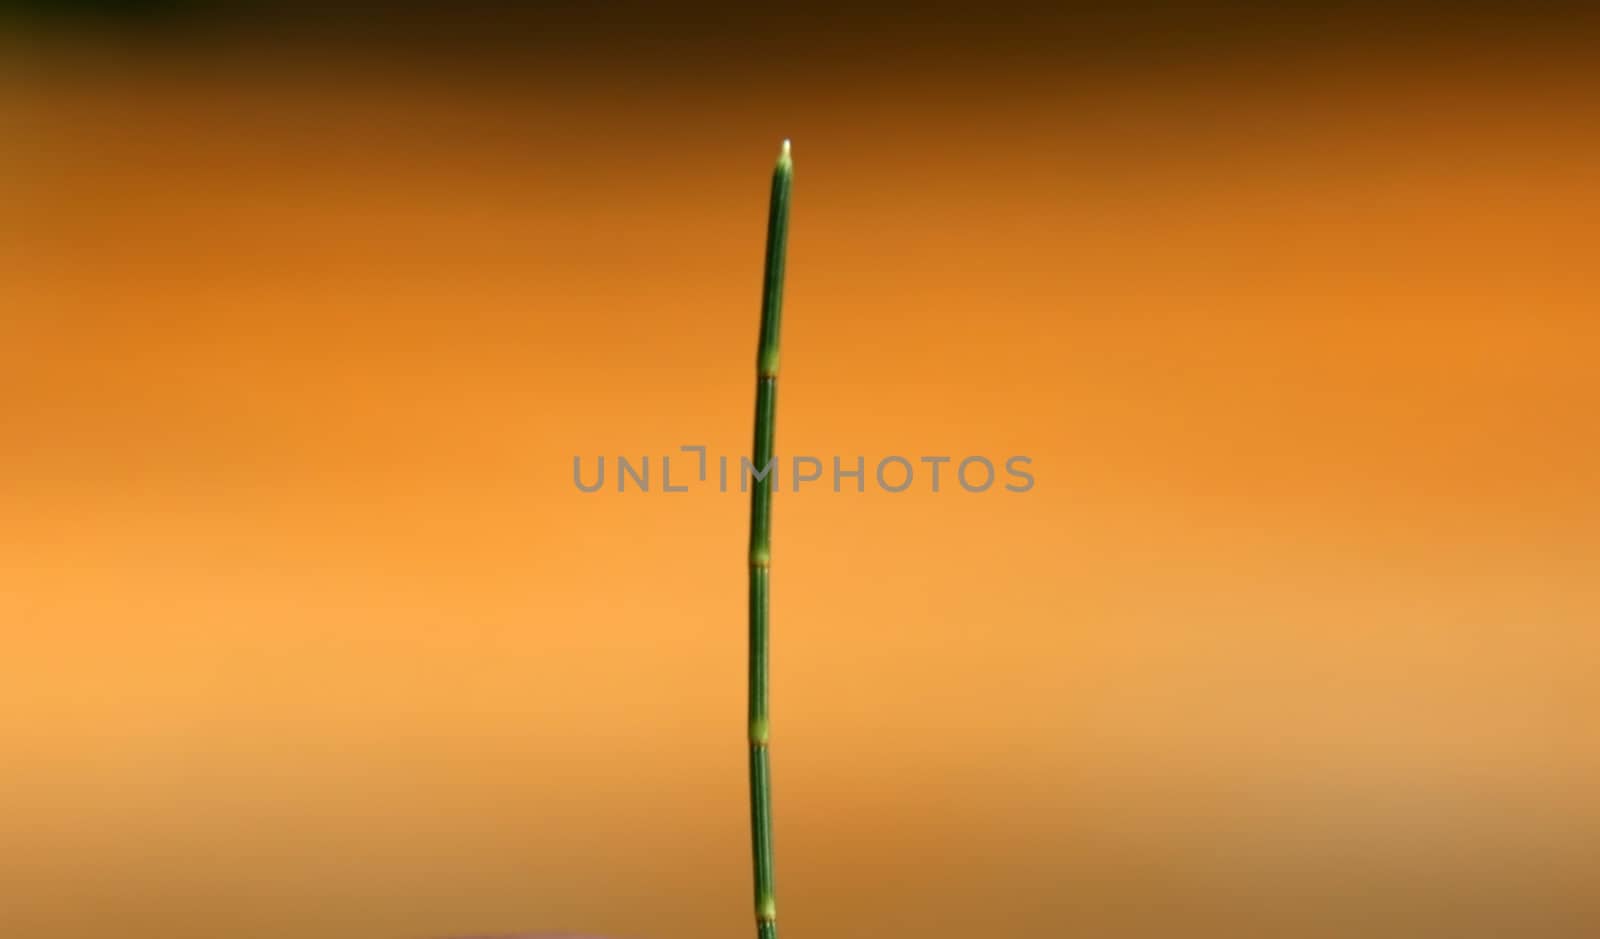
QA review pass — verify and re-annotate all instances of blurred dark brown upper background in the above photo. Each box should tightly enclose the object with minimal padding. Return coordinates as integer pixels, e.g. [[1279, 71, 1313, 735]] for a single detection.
[[4, 2, 1598, 937]]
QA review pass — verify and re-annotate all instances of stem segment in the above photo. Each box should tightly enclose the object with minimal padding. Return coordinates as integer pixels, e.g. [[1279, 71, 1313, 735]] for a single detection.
[[748, 139, 792, 939]]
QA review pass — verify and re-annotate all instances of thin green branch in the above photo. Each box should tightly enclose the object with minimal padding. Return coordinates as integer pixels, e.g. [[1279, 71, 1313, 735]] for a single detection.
[[748, 138, 792, 939]]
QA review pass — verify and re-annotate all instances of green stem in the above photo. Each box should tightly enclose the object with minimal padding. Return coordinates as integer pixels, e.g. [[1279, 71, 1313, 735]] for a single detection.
[[748, 139, 792, 939]]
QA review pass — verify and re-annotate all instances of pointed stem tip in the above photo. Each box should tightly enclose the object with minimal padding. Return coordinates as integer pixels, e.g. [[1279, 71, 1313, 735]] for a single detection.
[[778, 139, 792, 166]]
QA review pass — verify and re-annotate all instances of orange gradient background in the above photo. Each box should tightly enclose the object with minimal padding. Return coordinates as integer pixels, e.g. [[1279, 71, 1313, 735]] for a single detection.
[[4, 7, 1599, 938]]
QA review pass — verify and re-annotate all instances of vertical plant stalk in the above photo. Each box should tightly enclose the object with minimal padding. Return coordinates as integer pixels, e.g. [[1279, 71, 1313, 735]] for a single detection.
[[748, 139, 792, 939]]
